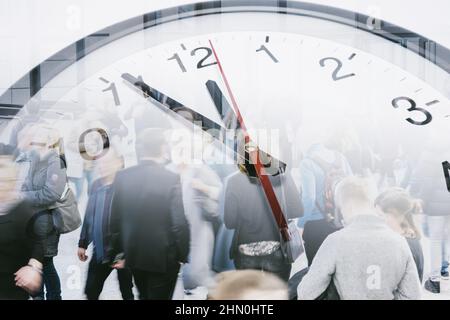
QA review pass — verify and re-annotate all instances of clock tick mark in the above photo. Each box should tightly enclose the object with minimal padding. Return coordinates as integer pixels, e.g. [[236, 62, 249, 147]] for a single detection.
[[415, 88, 423, 93], [399, 77, 406, 82], [348, 53, 356, 60], [426, 100, 439, 106], [99, 77, 109, 83], [265, 35, 269, 43], [180, 44, 186, 50]]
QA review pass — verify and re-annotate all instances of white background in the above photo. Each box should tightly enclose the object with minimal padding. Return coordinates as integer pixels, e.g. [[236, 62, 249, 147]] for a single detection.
[[0, 0, 450, 92], [0, 0, 449, 300]]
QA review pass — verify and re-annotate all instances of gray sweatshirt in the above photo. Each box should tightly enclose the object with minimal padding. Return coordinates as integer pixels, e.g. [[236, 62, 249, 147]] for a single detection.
[[297, 214, 421, 300]]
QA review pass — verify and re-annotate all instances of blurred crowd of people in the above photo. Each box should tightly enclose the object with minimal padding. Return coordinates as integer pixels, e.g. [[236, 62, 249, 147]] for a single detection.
[[0, 101, 449, 300]]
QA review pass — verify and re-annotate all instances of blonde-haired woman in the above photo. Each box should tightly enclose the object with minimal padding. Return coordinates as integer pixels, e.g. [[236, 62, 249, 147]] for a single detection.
[[19, 125, 67, 300], [375, 188, 424, 282]]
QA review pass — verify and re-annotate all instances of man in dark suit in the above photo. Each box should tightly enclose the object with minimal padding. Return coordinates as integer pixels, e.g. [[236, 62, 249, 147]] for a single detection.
[[110, 128, 190, 300]]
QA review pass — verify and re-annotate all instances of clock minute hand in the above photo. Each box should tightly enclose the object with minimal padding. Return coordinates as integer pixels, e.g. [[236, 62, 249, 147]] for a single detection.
[[121, 72, 222, 132]]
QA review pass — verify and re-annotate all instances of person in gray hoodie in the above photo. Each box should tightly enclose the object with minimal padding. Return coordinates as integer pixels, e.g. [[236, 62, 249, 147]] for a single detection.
[[297, 176, 421, 300]]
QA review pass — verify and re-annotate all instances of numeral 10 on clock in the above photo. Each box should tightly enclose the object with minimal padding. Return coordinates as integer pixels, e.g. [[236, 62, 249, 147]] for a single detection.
[[443, 161, 450, 192]]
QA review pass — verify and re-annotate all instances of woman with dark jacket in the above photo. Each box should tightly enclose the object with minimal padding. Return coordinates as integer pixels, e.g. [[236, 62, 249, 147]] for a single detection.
[[223, 163, 303, 282], [0, 155, 46, 300], [375, 188, 424, 282], [20, 126, 67, 300]]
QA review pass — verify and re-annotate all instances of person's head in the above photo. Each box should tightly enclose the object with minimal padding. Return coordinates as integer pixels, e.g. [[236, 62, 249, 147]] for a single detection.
[[173, 107, 195, 123], [209, 270, 288, 300], [235, 131, 285, 178], [324, 124, 360, 154], [334, 176, 375, 224], [167, 128, 191, 168], [135, 128, 168, 162], [20, 125, 60, 157], [0, 156, 18, 201], [95, 147, 124, 182], [375, 188, 421, 239]]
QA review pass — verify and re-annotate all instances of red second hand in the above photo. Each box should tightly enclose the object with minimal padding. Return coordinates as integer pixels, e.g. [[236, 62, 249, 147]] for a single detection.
[[208, 39, 290, 241], [208, 40, 249, 134]]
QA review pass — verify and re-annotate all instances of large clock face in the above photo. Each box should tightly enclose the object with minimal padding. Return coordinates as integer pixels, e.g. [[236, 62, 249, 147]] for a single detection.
[[2, 4, 450, 193]]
